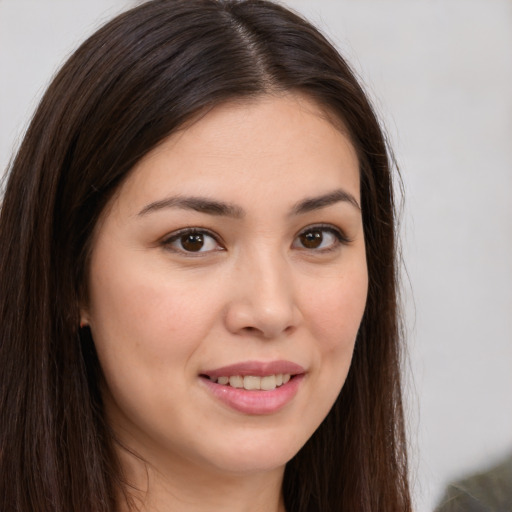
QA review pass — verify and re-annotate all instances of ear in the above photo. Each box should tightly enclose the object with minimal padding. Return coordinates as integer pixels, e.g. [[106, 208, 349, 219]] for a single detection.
[[80, 308, 90, 328]]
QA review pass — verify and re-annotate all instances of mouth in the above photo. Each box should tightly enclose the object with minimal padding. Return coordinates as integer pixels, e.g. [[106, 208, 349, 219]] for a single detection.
[[199, 360, 305, 415], [201, 373, 293, 391]]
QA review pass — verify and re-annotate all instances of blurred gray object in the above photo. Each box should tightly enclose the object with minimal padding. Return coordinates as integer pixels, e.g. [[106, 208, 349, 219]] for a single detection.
[[435, 455, 512, 512]]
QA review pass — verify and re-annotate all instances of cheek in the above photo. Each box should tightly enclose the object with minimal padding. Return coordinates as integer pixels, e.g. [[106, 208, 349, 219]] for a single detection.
[[85, 263, 223, 433], [87, 257, 220, 363], [86, 284, 212, 432], [292, 269, 367, 441], [303, 265, 368, 408], [307, 270, 368, 353]]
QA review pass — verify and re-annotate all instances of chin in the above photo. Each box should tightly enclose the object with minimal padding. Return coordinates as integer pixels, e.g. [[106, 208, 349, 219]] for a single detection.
[[211, 452, 292, 475], [199, 430, 305, 475]]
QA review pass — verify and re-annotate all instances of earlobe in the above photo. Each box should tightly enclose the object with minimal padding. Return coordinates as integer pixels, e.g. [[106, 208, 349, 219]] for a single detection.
[[79, 310, 90, 329]]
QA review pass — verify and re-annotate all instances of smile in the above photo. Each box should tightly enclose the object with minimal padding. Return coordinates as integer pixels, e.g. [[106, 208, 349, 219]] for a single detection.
[[200, 360, 305, 415], [207, 374, 291, 390]]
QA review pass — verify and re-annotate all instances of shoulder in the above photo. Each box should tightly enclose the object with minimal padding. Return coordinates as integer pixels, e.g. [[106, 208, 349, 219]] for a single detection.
[[435, 455, 512, 512]]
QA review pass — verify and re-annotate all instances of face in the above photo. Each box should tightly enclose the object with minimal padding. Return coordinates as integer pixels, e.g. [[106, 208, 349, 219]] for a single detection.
[[82, 93, 368, 478]]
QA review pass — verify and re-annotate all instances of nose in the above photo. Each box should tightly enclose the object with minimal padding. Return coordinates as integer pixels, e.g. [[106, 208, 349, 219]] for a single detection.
[[224, 252, 302, 339]]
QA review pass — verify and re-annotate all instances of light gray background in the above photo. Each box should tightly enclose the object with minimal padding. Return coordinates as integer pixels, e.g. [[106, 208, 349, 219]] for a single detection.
[[1, 1, 511, 511]]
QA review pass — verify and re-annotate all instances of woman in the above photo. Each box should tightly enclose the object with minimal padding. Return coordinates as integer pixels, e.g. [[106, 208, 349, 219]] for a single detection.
[[0, 1, 411, 510]]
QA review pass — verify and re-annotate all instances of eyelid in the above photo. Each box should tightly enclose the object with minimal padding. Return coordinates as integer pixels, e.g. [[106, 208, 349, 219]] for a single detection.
[[159, 223, 351, 255], [293, 223, 352, 250], [161, 227, 225, 254]]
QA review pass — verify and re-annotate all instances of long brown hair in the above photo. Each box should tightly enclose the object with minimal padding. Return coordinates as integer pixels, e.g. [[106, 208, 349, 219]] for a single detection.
[[0, 1, 410, 510]]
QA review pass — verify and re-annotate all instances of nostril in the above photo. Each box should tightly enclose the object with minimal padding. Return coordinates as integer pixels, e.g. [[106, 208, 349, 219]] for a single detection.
[[224, 299, 301, 339]]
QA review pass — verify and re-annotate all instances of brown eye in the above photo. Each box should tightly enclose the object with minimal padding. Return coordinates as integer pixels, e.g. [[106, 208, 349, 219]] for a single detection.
[[181, 233, 205, 252], [293, 226, 344, 251], [299, 230, 323, 249], [164, 229, 221, 254]]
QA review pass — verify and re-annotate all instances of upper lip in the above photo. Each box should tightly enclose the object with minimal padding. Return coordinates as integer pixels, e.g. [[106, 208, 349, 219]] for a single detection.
[[201, 360, 305, 379]]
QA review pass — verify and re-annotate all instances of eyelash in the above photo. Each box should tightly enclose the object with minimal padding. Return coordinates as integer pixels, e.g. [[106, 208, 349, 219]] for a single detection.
[[293, 224, 351, 253], [161, 227, 225, 255], [161, 224, 351, 256]]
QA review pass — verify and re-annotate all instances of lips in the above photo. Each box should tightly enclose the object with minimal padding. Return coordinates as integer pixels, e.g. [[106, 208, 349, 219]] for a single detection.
[[202, 360, 305, 379], [200, 360, 305, 415]]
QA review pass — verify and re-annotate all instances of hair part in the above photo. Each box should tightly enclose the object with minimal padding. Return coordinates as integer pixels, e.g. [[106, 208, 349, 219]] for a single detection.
[[0, 1, 411, 510]]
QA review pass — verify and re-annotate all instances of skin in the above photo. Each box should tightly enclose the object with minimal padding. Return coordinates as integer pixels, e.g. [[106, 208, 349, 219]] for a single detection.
[[82, 93, 368, 512]]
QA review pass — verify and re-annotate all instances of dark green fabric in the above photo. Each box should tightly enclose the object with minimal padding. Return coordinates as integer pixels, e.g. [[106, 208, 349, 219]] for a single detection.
[[435, 455, 512, 512]]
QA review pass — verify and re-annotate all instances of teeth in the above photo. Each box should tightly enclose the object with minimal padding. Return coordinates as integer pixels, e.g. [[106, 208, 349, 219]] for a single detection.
[[229, 376, 244, 388], [243, 376, 261, 390], [211, 374, 292, 390], [261, 375, 276, 390]]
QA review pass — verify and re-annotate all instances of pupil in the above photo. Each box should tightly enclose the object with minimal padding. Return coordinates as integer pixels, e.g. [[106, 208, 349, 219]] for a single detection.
[[181, 233, 204, 251], [301, 230, 322, 248]]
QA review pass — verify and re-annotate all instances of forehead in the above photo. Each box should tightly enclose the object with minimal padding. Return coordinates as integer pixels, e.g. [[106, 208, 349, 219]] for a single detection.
[[113, 93, 360, 214]]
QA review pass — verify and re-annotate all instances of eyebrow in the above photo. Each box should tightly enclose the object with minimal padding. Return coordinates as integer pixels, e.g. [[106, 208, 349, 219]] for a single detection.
[[291, 189, 361, 214], [138, 196, 245, 218], [137, 188, 360, 218]]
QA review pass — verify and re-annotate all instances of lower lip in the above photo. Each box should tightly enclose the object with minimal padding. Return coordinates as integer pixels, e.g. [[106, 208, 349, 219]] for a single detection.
[[200, 375, 304, 415]]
